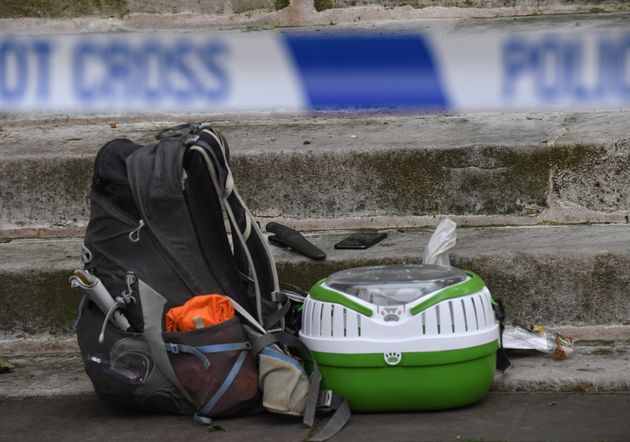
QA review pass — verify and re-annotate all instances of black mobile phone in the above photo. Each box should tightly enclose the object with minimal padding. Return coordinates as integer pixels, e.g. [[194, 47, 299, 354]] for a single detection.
[[334, 232, 387, 250]]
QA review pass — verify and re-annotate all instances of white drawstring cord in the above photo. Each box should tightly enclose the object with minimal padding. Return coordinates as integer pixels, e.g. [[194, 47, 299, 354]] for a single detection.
[[99, 300, 124, 343]]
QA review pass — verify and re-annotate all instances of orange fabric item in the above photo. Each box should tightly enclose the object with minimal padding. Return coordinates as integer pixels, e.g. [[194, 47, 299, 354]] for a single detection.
[[165, 294, 235, 332]]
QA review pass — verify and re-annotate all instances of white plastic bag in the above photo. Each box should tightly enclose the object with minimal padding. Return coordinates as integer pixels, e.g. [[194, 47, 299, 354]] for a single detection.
[[423, 218, 457, 266]]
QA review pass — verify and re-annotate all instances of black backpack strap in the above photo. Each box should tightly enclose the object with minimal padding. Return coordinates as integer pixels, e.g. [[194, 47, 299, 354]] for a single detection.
[[185, 125, 281, 325], [263, 291, 292, 330], [493, 298, 511, 372], [138, 280, 195, 405], [252, 331, 351, 441], [308, 396, 351, 442]]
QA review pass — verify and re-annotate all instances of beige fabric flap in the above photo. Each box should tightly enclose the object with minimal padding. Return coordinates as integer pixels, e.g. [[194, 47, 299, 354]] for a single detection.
[[259, 352, 309, 416]]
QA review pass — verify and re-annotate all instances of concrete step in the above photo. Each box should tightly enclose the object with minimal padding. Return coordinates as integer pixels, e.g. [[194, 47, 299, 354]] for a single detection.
[[2, 111, 630, 238], [2, 224, 630, 335], [1, 337, 629, 399]]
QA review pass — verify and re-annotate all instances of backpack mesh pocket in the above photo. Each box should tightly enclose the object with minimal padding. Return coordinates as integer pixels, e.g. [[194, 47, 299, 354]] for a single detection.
[[163, 316, 260, 417]]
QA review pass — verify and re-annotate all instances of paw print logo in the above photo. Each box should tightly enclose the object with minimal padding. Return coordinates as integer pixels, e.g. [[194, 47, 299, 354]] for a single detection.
[[384, 352, 402, 366], [380, 307, 401, 322]]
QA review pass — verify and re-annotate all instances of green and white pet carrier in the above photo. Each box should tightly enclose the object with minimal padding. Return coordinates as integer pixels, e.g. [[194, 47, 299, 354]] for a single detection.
[[299, 264, 500, 412]]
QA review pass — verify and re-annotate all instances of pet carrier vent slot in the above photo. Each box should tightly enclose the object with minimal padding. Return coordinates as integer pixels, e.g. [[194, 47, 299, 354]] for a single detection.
[[470, 297, 480, 330], [452, 297, 466, 334], [303, 300, 311, 335], [421, 311, 426, 335], [320, 304, 333, 337], [346, 309, 358, 338], [310, 301, 317, 335], [438, 302, 454, 335], [425, 307, 438, 335], [319, 303, 324, 336], [330, 305, 334, 337], [461, 299, 469, 332], [331, 304, 345, 337], [436, 305, 441, 334], [478, 294, 489, 327]]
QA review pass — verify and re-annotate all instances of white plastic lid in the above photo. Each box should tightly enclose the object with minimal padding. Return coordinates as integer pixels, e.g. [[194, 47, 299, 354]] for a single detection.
[[325, 264, 468, 306]]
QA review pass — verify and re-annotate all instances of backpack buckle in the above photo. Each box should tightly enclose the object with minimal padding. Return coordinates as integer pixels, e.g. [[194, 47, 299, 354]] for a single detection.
[[165, 343, 180, 354], [270, 291, 288, 303], [317, 390, 333, 410]]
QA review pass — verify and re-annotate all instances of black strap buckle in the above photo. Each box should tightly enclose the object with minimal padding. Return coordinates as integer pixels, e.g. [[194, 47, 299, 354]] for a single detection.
[[317, 390, 333, 410], [270, 291, 288, 303]]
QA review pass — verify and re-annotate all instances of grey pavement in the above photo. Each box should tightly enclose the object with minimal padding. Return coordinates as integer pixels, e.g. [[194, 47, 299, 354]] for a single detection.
[[0, 392, 629, 442]]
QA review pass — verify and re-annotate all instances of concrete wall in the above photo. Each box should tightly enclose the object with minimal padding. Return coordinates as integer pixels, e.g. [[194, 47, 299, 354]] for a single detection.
[[0, 0, 625, 19], [313, 0, 626, 10], [0, 0, 282, 18]]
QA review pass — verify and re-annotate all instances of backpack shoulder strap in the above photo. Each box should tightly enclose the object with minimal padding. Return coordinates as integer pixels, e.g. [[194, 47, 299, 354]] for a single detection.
[[183, 124, 281, 324]]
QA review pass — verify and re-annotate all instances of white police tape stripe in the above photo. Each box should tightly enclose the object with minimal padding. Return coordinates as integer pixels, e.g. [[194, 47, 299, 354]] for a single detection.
[[0, 31, 629, 113], [0, 33, 305, 112], [432, 32, 630, 111]]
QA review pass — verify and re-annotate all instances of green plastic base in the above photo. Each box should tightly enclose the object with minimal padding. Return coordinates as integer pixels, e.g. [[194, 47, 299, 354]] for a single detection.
[[309, 341, 498, 412]]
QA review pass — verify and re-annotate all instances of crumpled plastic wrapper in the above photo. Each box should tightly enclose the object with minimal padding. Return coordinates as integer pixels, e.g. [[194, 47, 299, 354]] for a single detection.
[[502, 324, 574, 359]]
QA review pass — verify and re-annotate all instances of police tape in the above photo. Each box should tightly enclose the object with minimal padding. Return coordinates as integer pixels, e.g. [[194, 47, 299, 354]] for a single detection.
[[0, 30, 628, 113]]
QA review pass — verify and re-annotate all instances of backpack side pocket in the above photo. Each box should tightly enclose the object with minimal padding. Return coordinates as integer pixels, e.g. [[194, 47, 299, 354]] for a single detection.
[[163, 316, 260, 417], [77, 303, 194, 414], [259, 346, 310, 416]]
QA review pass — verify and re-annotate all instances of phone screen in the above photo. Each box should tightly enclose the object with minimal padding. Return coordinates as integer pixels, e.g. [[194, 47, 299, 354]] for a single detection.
[[334, 232, 387, 250]]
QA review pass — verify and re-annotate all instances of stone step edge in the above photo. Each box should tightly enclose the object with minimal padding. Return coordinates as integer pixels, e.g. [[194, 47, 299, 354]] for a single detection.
[[3, 211, 630, 240], [0, 109, 626, 129], [3, 111, 630, 232], [1, 336, 629, 399], [2, 325, 629, 355], [0, 6, 625, 34], [4, 225, 630, 334]]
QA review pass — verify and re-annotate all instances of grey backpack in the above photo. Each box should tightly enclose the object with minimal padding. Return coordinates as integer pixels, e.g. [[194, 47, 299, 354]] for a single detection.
[[71, 123, 349, 440]]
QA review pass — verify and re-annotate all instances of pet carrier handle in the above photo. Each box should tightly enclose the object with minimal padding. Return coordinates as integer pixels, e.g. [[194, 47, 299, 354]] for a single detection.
[[408, 271, 485, 315], [266, 223, 326, 261]]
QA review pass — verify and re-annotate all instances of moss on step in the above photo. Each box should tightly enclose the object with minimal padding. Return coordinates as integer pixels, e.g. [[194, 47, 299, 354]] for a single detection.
[[0, 0, 128, 18]]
